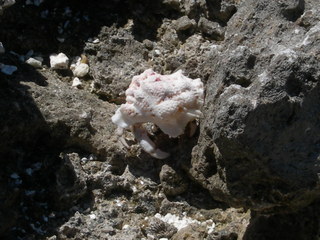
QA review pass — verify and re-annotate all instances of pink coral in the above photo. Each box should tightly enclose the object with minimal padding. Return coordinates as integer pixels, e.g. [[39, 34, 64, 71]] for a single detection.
[[112, 69, 204, 159]]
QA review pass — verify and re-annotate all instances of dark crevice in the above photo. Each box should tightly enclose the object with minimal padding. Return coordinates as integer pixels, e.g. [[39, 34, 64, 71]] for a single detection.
[[282, 0, 305, 22], [235, 77, 252, 88], [285, 75, 302, 97], [205, 0, 237, 26], [203, 146, 218, 178]]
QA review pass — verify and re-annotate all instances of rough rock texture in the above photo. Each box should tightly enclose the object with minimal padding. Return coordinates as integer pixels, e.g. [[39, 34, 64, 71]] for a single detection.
[[190, 0, 320, 214], [1, 0, 320, 239]]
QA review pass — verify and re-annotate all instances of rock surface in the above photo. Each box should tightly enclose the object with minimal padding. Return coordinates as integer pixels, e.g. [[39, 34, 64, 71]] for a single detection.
[[0, 0, 320, 239], [190, 0, 320, 214]]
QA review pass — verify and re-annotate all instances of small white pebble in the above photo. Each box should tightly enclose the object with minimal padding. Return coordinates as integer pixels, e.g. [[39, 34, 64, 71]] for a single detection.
[[155, 213, 201, 231], [115, 199, 123, 207], [10, 173, 20, 179], [207, 222, 216, 234], [43, 215, 48, 222], [159, 238, 168, 240], [0, 64, 17, 75], [93, 38, 100, 44], [57, 38, 65, 43], [79, 110, 94, 120], [154, 49, 161, 56], [25, 190, 36, 196], [26, 57, 42, 68], [25, 168, 33, 176], [79, 111, 90, 119], [72, 77, 82, 88], [294, 29, 300, 34], [122, 224, 129, 230], [50, 53, 69, 69], [89, 214, 96, 220], [158, 192, 165, 198], [131, 186, 137, 193], [72, 63, 89, 77], [90, 81, 96, 92]]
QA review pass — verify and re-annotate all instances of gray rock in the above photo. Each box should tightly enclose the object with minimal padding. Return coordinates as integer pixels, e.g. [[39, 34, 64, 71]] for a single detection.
[[27, 70, 122, 160], [205, 0, 238, 23], [174, 16, 197, 32], [190, 0, 320, 213], [198, 17, 225, 40], [1, 0, 320, 239], [86, 26, 149, 103], [172, 223, 207, 240], [182, 0, 206, 19], [160, 164, 189, 196], [55, 153, 88, 209]]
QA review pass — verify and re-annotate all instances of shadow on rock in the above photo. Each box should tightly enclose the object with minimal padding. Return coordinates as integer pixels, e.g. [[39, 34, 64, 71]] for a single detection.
[[0, 0, 180, 57], [223, 81, 320, 213], [0, 61, 94, 239], [243, 201, 320, 240]]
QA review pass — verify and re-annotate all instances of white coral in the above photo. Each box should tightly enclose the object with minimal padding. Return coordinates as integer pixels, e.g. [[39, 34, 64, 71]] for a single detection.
[[50, 53, 69, 69], [112, 69, 204, 159]]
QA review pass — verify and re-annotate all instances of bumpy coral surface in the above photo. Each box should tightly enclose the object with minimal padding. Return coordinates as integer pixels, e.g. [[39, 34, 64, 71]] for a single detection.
[[112, 69, 204, 159]]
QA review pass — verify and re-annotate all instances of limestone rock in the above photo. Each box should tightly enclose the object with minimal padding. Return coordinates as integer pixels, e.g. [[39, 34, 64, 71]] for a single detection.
[[190, 0, 320, 213]]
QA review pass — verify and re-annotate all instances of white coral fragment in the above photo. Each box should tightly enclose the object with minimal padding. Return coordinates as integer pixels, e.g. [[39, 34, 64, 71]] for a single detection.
[[26, 57, 43, 68], [72, 77, 82, 88], [112, 69, 204, 159], [70, 56, 89, 77], [50, 53, 69, 69]]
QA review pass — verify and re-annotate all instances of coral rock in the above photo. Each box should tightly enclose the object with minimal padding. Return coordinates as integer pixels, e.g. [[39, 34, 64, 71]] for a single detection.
[[50, 53, 69, 69]]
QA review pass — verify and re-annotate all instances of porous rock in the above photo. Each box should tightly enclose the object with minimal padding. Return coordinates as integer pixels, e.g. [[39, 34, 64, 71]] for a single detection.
[[171, 223, 207, 240], [190, 0, 320, 213], [160, 164, 188, 196], [174, 16, 196, 32], [198, 17, 225, 41], [55, 153, 88, 209], [1, 0, 320, 239]]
